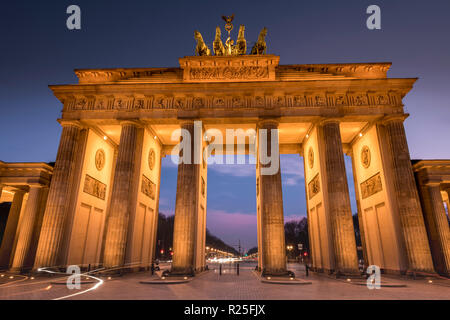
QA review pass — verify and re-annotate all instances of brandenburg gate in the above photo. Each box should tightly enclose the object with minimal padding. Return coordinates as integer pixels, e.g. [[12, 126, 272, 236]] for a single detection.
[[0, 23, 449, 278]]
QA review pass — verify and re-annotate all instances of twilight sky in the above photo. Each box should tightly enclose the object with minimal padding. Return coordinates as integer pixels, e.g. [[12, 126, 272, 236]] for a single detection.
[[1, 1, 449, 251]]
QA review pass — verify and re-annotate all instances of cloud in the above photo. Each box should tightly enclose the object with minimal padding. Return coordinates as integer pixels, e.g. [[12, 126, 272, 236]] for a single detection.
[[283, 177, 299, 186], [208, 163, 256, 177], [206, 209, 258, 250], [280, 155, 304, 186]]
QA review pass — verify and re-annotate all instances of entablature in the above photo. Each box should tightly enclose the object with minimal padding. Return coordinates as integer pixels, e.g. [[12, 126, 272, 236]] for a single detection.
[[0, 161, 53, 187], [51, 78, 415, 119]]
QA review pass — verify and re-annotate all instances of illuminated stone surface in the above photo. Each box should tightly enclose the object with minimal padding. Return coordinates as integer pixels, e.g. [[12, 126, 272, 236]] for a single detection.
[[0, 54, 448, 279]]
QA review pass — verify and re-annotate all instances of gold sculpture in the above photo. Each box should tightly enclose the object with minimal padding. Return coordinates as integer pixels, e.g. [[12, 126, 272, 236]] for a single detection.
[[250, 27, 268, 55], [194, 30, 211, 56], [235, 25, 246, 55], [193, 16, 266, 56], [222, 14, 235, 33], [213, 26, 225, 56]]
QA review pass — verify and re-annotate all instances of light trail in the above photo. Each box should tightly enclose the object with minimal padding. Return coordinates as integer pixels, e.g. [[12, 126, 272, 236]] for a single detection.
[[0, 274, 29, 288], [37, 267, 104, 300]]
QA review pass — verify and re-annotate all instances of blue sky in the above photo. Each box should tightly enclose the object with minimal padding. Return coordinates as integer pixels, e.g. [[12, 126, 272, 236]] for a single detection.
[[1, 1, 450, 250]]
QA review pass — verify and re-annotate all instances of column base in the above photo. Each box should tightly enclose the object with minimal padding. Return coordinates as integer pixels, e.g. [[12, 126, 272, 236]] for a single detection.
[[8, 267, 22, 274], [8, 266, 33, 274], [168, 267, 195, 277], [405, 269, 440, 279], [261, 268, 294, 278], [334, 269, 362, 279]]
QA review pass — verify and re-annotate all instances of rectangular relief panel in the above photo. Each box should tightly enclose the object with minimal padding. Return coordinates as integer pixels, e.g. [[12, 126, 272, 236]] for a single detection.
[[83, 174, 106, 200], [141, 174, 156, 200], [360, 172, 383, 199], [308, 174, 321, 200], [179, 55, 279, 83]]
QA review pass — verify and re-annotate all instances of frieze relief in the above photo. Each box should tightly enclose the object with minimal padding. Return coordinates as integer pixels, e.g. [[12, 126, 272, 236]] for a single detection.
[[174, 97, 186, 109], [213, 97, 226, 107], [83, 174, 106, 200], [63, 91, 400, 112], [293, 95, 307, 107], [360, 172, 383, 199], [114, 97, 131, 110], [189, 66, 269, 81], [308, 174, 320, 200], [141, 174, 156, 200]]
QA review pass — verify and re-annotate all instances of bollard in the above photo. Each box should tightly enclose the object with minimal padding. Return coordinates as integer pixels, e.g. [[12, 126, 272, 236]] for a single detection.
[[237, 263, 239, 276], [305, 263, 309, 277], [219, 264, 222, 276]]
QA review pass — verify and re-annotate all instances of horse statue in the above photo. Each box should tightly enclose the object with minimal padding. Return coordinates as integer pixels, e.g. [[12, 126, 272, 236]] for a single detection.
[[250, 27, 268, 55], [213, 26, 225, 56], [194, 30, 211, 56], [235, 25, 246, 55]]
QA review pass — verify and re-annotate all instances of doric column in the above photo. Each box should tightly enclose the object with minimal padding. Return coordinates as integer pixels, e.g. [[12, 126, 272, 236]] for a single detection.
[[10, 186, 45, 272], [103, 121, 142, 268], [348, 150, 369, 268], [380, 117, 434, 273], [0, 190, 25, 269], [33, 121, 82, 269], [318, 120, 359, 274], [257, 119, 287, 276], [416, 181, 450, 276], [23, 187, 49, 270], [171, 121, 202, 275]]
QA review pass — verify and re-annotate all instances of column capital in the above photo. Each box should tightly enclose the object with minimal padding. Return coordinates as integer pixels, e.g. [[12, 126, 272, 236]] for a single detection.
[[27, 184, 45, 189], [422, 179, 443, 187], [57, 119, 83, 129], [343, 145, 353, 157], [415, 169, 443, 187], [178, 119, 196, 126], [178, 119, 205, 130], [257, 118, 279, 129], [118, 119, 143, 127], [378, 114, 408, 125], [12, 189, 26, 196], [316, 117, 343, 126]]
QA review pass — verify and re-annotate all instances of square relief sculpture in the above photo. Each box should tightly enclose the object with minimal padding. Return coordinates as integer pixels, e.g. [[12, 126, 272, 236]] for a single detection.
[[83, 174, 106, 200], [360, 172, 383, 199], [308, 174, 320, 200], [141, 174, 156, 200]]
